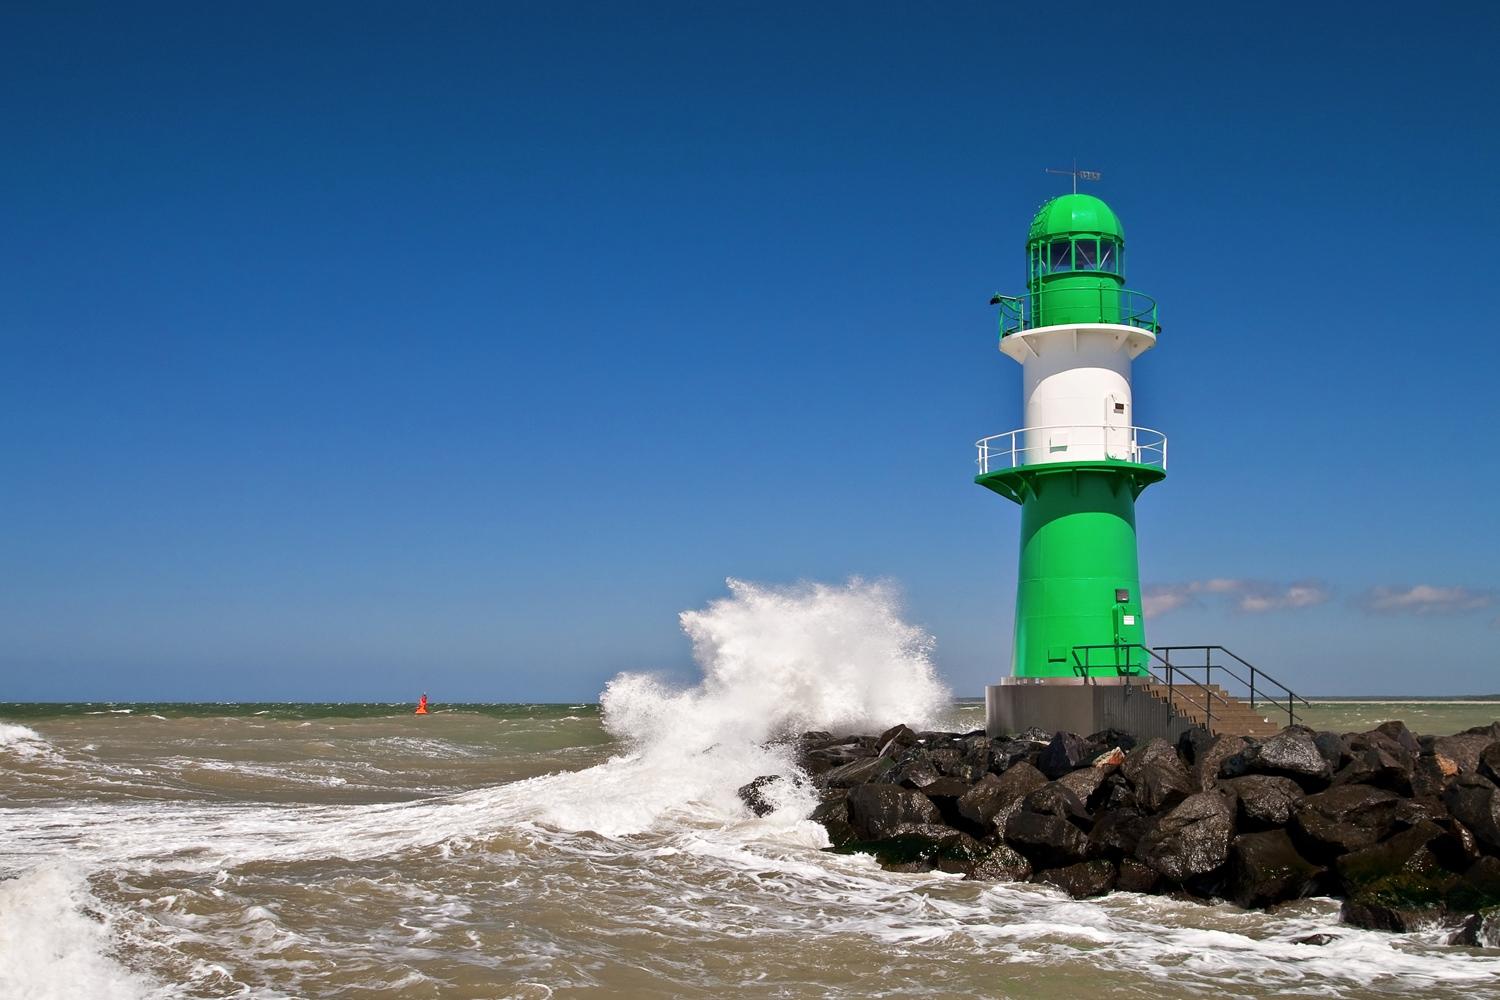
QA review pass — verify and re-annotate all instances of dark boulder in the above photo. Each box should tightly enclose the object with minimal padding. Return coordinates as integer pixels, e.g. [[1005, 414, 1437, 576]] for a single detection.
[[823, 754, 896, 788], [1136, 791, 1237, 883], [876, 723, 918, 756], [1221, 775, 1305, 828], [1037, 732, 1091, 779], [964, 843, 1032, 882], [1293, 785, 1402, 859], [1085, 728, 1138, 754], [811, 793, 856, 848], [926, 748, 971, 779], [797, 734, 874, 775], [1481, 743, 1500, 787], [1331, 745, 1414, 796], [1335, 819, 1446, 892], [1340, 898, 1441, 933], [1448, 855, 1500, 914], [1021, 782, 1090, 824], [921, 776, 980, 830], [1088, 808, 1151, 859], [1375, 721, 1421, 757], [1336, 825, 1472, 933], [1449, 906, 1500, 948], [930, 831, 991, 875], [1227, 829, 1324, 908], [1431, 733, 1495, 776], [1443, 774, 1500, 851], [1115, 857, 1161, 894], [958, 762, 1047, 835], [1433, 816, 1483, 870], [1036, 859, 1118, 899], [1096, 772, 1139, 812], [921, 776, 976, 804], [1411, 753, 1457, 800], [846, 783, 943, 840], [844, 830, 978, 873], [893, 755, 943, 790], [1190, 734, 1246, 792], [1004, 811, 1091, 869], [1312, 731, 1349, 772], [1057, 766, 1110, 808], [988, 739, 1040, 774], [946, 762, 987, 783], [1292, 933, 1339, 946], [738, 775, 784, 817], [1123, 739, 1195, 813], [1345, 728, 1416, 776], [1224, 729, 1332, 788], [1176, 727, 1215, 766]]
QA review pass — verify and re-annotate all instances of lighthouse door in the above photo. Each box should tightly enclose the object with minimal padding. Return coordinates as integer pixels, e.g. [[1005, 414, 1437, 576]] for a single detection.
[[1112, 587, 1142, 673], [1104, 395, 1130, 461]]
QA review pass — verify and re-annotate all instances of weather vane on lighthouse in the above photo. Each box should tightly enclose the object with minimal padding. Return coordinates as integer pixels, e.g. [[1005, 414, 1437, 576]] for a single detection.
[[1044, 160, 1102, 194]]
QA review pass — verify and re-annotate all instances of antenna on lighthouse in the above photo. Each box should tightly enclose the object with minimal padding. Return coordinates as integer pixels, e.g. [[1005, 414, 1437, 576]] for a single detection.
[[1045, 160, 1102, 194]]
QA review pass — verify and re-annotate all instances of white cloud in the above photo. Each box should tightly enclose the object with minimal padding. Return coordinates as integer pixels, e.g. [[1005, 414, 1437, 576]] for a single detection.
[[1360, 585, 1493, 615], [1143, 579, 1331, 617]]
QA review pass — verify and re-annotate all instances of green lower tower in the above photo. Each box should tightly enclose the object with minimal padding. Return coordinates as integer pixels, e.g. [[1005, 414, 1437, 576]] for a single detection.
[[978, 460, 1164, 677]]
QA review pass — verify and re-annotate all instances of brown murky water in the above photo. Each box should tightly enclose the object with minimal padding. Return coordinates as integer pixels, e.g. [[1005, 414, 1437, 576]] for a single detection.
[[2, 702, 1499, 999]]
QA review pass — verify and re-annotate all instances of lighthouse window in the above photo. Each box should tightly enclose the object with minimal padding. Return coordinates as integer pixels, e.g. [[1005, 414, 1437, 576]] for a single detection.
[[1074, 239, 1098, 270], [1098, 241, 1117, 273], [1048, 240, 1072, 272]]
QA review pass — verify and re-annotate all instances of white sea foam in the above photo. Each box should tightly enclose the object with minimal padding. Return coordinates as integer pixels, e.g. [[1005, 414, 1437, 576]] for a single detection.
[[0, 866, 152, 1000], [605, 577, 949, 747], [0, 724, 52, 759]]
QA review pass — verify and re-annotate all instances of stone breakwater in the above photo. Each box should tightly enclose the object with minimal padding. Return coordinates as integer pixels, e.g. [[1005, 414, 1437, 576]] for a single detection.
[[742, 720, 1500, 945]]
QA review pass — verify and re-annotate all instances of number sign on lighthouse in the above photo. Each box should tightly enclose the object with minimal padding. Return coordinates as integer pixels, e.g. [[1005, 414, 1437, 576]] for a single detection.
[[979, 188, 1167, 732]]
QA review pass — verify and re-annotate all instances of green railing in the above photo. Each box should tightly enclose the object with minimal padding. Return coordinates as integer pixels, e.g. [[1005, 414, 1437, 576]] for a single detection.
[[990, 287, 1160, 337]]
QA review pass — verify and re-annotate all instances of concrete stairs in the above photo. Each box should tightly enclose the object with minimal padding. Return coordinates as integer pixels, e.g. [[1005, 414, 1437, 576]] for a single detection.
[[1143, 683, 1282, 738]]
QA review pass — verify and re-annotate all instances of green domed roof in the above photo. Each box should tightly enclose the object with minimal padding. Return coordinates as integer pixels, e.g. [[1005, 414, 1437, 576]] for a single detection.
[[1027, 193, 1125, 243]]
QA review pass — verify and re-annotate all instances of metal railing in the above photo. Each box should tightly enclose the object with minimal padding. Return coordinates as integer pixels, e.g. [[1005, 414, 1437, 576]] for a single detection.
[[991, 287, 1160, 337], [976, 425, 1167, 475], [1069, 643, 1310, 733], [1070, 643, 1235, 733], [1154, 646, 1310, 729]]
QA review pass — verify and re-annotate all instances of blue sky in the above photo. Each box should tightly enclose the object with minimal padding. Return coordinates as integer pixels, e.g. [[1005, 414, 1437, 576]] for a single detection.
[[3, 2, 1498, 700]]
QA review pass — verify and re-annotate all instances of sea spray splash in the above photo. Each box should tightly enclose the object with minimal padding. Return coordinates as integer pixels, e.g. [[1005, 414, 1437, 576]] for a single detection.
[[602, 578, 950, 749], [536, 579, 952, 834]]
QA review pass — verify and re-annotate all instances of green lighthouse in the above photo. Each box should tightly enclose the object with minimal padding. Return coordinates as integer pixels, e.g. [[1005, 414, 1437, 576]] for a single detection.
[[977, 192, 1165, 682]]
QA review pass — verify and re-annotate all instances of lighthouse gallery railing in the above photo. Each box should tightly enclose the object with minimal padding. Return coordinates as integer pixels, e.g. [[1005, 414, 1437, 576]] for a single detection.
[[992, 287, 1160, 337], [975, 425, 1167, 475]]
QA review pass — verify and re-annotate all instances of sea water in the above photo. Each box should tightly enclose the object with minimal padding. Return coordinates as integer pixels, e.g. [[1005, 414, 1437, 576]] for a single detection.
[[2, 579, 1499, 999]]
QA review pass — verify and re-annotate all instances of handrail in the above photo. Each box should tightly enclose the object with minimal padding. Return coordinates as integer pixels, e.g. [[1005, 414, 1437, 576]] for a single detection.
[[991, 286, 1159, 337], [976, 425, 1167, 475], [1070, 643, 1236, 734], [1154, 645, 1310, 728]]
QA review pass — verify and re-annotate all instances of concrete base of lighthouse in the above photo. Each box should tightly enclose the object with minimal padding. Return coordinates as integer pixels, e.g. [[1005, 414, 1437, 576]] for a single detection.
[[985, 676, 1198, 742]]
